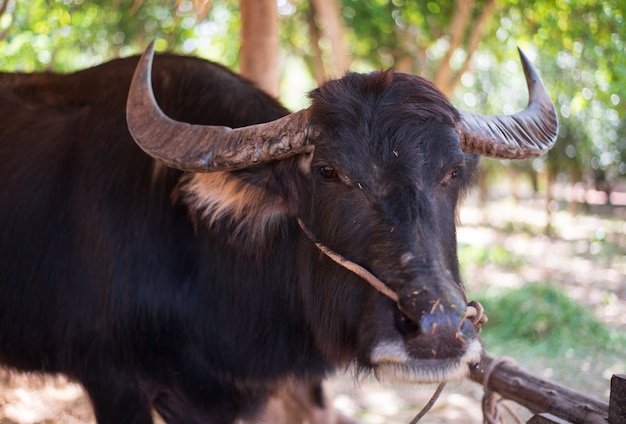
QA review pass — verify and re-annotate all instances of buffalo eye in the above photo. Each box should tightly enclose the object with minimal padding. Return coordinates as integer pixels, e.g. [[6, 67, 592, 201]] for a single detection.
[[319, 166, 338, 180], [441, 165, 463, 186]]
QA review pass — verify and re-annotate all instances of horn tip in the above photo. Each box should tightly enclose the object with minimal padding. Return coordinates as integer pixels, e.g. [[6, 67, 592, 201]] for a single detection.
[[141, 40, 157, 64], [516, 47, 537, 82]]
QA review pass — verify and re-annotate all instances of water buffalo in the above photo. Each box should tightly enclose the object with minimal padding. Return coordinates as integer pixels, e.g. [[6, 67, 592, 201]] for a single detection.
[[0, 41, 557, 423]]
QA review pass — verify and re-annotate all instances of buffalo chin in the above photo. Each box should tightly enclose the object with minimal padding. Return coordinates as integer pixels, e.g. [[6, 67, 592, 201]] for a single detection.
[[370, 338, 482, 384]]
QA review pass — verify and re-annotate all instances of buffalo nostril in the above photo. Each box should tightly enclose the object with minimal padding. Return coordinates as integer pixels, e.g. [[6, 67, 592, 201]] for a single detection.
[[393, 307, 420, 336]]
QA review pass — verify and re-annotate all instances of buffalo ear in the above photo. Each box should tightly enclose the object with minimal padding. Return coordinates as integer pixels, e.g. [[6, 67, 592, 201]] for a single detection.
[[181, 165, 290, 241], [264, 153, 315, 218]]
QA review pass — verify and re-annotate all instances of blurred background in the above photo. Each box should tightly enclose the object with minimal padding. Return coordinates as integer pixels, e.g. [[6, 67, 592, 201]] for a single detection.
[[0, 0, 624, 422]]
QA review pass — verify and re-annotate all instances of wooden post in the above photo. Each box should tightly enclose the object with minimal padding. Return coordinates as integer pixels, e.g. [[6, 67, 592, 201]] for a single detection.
[[609, 374, 626, 424], [527, 413, 571, 423], [469, 352, 609, 423]]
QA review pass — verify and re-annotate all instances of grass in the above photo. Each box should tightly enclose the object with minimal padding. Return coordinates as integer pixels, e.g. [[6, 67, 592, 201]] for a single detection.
[[469, 282, 626, 398], [475, 283, 624, 354], [456, 194, 626, 401]]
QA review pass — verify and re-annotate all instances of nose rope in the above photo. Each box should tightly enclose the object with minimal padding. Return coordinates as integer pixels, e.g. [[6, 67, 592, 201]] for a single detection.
[[297, 218, 399, 302], [466, 300, 489, 332], [407, 382, 446, 424], [296, 218, 488, 331], [297, 217, 488, 423]]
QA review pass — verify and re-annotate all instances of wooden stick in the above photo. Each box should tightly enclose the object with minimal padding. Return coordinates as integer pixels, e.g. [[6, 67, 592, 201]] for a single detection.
[[469, 352, 609, 424]]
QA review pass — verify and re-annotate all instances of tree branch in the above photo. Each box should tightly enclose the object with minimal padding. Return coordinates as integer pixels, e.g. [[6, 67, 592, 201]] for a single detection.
[[0, 0, 13, 42], [448, 0, 496, 92], [469, 352, 609, 423], [434, 0, 474, 95], [306, 6, 327, 85], [392, 28, 416, 74]]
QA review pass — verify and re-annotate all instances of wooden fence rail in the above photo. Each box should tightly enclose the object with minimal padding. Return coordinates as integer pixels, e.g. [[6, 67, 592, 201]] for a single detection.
[[469, 352, 625, 424]]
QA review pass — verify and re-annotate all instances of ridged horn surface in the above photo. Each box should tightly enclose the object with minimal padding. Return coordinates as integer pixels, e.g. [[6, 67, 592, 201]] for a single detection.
[[126, 41, 314, 172], [457, 48, 559, 159]]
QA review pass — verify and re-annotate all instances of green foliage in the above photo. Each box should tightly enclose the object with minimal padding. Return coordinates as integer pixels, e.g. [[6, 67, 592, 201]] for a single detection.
[[339, 0, 492, 75], [472, 282, 626, 396], [0, 0, 624, 187], [486, 0, 626, 187], [475, 283, 626, 356], [458, 243, 524, 271], [0, 0, 240, 72], [337, 0, 626, 187]]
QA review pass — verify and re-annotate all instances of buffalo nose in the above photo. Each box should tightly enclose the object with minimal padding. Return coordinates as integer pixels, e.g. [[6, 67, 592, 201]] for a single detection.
[[394, 292, 477, 359], [393, 307, 420, 335], [394, 305, 469, 338]]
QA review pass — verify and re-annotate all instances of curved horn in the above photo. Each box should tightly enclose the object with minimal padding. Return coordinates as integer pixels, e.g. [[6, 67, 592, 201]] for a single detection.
[[126, 41, 314, 172], [458, 48, 559, 159]]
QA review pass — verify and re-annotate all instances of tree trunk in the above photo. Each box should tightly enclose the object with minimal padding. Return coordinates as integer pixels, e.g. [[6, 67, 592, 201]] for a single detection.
[[0, 0, 14, 41], [392, 29, 418, 74], [434, 0, 474, 95], [433, 0, 496, 97], [307, 7, 327, 85], [309, 0, 350, 80], [448, 0, 496, 91], [240, 0, 280, 97]]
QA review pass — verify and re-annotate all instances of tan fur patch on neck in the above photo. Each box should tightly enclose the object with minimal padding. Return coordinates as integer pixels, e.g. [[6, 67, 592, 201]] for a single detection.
[[181, 171, 288, 243]]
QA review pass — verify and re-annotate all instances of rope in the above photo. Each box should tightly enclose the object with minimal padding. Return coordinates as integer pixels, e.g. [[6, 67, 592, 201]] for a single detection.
[[296, 218, 398, 302], [466, 300, 489, 332], [481, 356, 522, 424], [409, 382, 447, 424]]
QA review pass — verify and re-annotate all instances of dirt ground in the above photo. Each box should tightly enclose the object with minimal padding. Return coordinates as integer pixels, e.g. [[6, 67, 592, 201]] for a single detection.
[[1, 195, 624, 423], [0, 369, 499, 424]]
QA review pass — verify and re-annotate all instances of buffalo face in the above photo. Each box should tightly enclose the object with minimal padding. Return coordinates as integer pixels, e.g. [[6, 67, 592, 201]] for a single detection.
[[126, 42, 557, 383], [293, 71, 482, 381]]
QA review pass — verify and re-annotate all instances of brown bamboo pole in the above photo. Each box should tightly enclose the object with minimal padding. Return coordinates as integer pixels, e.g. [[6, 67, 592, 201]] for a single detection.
[[469, 352, 609, 424]]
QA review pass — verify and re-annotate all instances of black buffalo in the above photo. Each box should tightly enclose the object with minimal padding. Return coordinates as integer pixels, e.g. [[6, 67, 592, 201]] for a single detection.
[[0, 42, 558, 423]]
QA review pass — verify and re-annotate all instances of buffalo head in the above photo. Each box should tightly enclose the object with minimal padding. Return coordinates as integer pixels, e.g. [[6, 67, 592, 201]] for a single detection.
[[126, 42, 557, 384]]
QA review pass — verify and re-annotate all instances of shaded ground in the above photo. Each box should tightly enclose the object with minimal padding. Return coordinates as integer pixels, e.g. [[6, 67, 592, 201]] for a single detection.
[[1, 193, 624, 423], [460, 195, 626, 331]]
